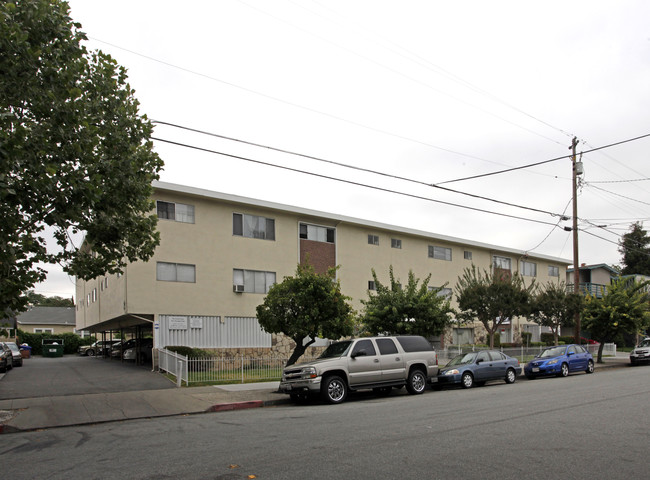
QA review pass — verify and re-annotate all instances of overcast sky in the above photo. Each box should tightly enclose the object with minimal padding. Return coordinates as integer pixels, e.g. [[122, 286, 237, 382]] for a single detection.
[[37, 0, 650, 299]]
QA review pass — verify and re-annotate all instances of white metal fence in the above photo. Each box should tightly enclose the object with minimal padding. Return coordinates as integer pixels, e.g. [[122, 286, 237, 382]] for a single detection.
[[157, 348, 316, 386], [437, 343, 616, 364]]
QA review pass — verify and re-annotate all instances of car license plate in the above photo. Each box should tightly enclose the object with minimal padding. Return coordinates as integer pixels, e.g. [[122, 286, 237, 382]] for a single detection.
[[532, 367, 539, 373]]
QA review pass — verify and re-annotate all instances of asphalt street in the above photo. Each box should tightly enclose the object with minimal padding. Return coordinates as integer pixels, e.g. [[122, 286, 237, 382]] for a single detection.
[[0, 365, 647, 480]]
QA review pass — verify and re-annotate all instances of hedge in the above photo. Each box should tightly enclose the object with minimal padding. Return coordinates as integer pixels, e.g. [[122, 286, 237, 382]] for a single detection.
[[17, 330, 95, 355]]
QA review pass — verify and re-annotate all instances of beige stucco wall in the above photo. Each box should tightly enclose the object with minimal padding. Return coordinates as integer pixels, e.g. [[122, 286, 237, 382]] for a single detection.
[[76, 184, 570, 341]]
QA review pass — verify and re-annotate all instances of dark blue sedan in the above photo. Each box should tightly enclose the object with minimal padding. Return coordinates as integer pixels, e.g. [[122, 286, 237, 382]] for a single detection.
[[524, 344, 595, 379], [437, 350, 522, 388]]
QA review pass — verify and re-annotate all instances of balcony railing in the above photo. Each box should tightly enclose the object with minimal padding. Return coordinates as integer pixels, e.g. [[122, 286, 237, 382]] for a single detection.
[[566, 282, 608, 297]]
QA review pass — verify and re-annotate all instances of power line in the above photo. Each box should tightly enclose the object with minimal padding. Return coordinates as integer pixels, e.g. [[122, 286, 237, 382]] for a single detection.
[[436, 132, 650, 185], [588, 178, 650, 184], [585, 183, 650, 207], [152, 136, 561, 228], [90, 36, 494, 166], [152, 120, 565, 219]]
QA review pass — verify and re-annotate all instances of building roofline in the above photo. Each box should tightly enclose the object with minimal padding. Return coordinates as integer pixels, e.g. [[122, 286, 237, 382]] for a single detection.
[[566, 263, 619, 274], [153, 181, 571, 265]]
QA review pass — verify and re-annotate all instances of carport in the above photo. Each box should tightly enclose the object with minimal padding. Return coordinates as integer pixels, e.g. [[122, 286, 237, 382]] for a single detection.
[[81, 314, 155, 368]]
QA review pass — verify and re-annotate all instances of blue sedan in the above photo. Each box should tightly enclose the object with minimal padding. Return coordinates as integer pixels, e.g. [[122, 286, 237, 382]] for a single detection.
[[437, 350, 522, 388], [524, 344, 595, 379]]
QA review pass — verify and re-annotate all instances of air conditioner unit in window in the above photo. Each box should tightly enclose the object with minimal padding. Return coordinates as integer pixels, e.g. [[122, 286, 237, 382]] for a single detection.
[[233, 284, 245, 293]]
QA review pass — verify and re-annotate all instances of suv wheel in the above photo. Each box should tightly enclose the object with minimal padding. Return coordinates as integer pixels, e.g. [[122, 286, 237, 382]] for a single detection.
[[406, 368, 427, 395], [87, 349, 95, 357], [322, 375, 347, 404]]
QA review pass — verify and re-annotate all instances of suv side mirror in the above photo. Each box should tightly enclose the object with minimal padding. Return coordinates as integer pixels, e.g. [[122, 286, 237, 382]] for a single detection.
[[351, 349, 367, 359]]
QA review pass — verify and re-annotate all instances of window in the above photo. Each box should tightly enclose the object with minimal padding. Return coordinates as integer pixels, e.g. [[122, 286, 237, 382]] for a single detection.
[[489, 351, 506, 361], [368, 280, 376, 291], [351, 339, 376, 357], [493, 255, 511, 271], [391, 238, 402, 249], [92, 288, 97, 302], [34, 328, 53, 334], [156, 262, 196, 283], [521, 260, 537, 277], [368, 234, 379, 245], [87, 294, 91, 306], [233, 213, 275, 240], [435, 287, 453, 298], [548, 265, 559, 277], [464, 251, 472, 260], [376, 338, 398, 355], [233, 269, 276, 293], [156, 201, 195, 223], [429, 246, 452, 261], [477, 351, 490, 362], [299, 223, 335, 243]]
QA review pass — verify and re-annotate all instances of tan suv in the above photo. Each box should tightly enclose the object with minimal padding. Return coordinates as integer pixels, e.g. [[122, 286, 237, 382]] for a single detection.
[[279, 336, 438, 404]]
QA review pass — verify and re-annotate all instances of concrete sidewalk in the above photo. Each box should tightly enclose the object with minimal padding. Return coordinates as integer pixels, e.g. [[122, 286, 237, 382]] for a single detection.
[[0, 355, 631, 434]]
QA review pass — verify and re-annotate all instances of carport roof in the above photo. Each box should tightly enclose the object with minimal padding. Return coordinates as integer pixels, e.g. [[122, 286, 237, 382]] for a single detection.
[[82, 314, 154, 333]]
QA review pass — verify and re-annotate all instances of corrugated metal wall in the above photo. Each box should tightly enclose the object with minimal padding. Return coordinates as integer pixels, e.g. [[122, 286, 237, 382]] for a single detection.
[[157, 315, 271, 348]]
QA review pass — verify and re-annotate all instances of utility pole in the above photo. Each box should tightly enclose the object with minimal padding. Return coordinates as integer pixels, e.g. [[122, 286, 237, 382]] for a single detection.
[[571, 136, 581, 343]]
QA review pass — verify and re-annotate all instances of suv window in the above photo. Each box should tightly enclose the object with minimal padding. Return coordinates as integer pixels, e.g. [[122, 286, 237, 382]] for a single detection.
[[376, 338, 398, 355], [352, 339, 376, 357], [395, 336, 433, 352]]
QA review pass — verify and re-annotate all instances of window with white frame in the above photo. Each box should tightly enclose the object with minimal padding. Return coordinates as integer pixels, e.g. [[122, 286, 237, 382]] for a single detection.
[[299, 223, 335, 243], [156, 262, 196, 283], [233, 269, 276, 293], [368, 234, 379, 246], [232, 213, 275, 240], [464, 251, 472, 260], [493, 255, 511, 271], [548, 265, 559, 277], [429, 246, 452, 261], [34, 328, 53, 334], [391, 238, 402, 249], [157, 201, 195, 223], [521, 260, 537, 277]]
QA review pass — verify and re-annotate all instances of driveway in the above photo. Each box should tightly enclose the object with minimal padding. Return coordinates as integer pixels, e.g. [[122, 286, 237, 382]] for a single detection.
[[0, 355, 174, 400]]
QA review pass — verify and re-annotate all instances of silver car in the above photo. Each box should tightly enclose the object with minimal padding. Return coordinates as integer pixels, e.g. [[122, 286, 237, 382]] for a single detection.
[[630, 338, 650, 365]]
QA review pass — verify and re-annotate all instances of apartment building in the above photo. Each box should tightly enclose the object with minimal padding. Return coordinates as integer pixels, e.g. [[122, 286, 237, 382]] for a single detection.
[[75, 181, 570, 355]]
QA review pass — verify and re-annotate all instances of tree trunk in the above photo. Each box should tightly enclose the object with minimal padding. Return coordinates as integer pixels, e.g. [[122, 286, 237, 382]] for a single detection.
[[553, 328, 559, 346], [597, 341, 605, 364], [286, 337, 316, 367]]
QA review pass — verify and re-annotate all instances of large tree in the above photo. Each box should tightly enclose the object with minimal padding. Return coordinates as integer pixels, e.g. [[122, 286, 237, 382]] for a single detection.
[[0, 1, 163, 316], [529, 281, 583, 346], [583, 278, 650, 363], [359, 266, 453, 338], [455, 265, 535, 348], [619, 222, 650, 275], [256, 263, 354, 366]]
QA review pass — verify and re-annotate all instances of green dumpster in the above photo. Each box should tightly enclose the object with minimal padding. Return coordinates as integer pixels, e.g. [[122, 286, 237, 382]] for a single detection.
[[42, 339, 64, 357]]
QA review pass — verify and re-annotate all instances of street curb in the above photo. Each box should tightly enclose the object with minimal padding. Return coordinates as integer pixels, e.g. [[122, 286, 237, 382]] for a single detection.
[[206, 401, 263, 412]]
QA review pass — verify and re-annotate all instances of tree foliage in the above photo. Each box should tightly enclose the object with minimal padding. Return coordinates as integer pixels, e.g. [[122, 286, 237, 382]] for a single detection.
[[618, 222, 650, 275], [359, 266, 453, 338], [0, 1, 163, 316], [25, 290, 74, 307], [529, 282, 583, 346], [256, 263, 354, 366], [455, 265, 535, 348], [583, 278, 650, 362]]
